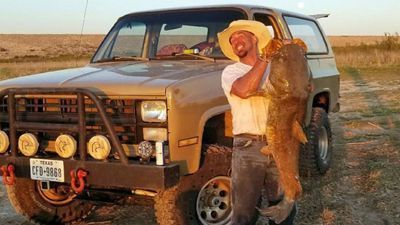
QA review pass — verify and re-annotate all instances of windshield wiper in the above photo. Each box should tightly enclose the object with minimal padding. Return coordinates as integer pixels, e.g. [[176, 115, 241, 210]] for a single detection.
[[94, 56, 149, 63], [173, 53, 216, 62]]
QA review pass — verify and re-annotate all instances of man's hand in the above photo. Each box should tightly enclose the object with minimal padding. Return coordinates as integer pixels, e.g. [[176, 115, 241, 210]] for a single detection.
[[260, 38, 284, 61], [261, 38, 308, 61]]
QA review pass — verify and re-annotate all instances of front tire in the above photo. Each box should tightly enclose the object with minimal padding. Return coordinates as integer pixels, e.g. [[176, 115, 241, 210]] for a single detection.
[[154, 145, 232, 225], [300, 107, 333, 177], [6, 178, 93, 224]]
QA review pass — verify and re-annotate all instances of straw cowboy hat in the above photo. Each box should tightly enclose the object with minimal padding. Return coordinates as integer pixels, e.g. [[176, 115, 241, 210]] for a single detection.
[[218, 20, 272, 62]]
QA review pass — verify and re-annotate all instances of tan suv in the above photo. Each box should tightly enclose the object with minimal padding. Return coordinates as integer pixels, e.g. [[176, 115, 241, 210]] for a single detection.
[[0, 5, 339, 225]]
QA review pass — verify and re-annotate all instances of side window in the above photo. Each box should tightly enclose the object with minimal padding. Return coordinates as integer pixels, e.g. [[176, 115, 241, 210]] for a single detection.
[[254, 13, 277, 39], [284, 16, 328, 54], [157, 25, 208, 53], [111, 22, 146, 57]]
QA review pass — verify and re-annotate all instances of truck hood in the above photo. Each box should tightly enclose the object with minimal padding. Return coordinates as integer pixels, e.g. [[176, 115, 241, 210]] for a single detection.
[[0, 61, 228, 96]]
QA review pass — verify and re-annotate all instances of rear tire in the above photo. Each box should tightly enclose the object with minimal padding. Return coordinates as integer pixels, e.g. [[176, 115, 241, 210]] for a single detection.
[[154, 144, 232, 225], [300, 107, 333, 177], [6, 178, 93, 224]]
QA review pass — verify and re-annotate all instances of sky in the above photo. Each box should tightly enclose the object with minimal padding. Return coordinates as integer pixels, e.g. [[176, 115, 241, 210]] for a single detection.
[[0, 0, 399, 35]]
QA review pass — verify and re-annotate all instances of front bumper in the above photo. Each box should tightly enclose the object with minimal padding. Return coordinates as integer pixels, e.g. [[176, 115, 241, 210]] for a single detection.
[[0, 156, 180, 191]]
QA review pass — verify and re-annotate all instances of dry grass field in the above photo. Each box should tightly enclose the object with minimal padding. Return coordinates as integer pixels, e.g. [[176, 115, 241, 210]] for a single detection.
[[0, 34, 103, 60], [0, 34, 103, 79], [330, 34, 400, 68], [328, 36, 389, 47]]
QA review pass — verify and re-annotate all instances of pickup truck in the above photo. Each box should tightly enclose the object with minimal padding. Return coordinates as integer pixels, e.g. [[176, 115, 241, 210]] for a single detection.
[[0, 4, 339, 225]]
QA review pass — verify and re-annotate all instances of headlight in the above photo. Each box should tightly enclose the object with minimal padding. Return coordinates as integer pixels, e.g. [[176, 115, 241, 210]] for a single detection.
[[141, 101, 167, 122], [143, 128, 168, 141]]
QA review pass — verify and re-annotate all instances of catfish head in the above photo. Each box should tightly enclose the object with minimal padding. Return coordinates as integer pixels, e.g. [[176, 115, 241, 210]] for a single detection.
[[265, 41, 311, 100]]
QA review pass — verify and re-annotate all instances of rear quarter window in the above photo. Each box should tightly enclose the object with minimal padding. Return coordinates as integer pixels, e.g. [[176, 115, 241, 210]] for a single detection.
[[284, 16, 328, 54]]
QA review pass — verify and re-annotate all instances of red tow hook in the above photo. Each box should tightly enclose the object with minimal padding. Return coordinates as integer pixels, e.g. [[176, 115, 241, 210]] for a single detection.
[[1, 164, 16, 186], [70, 169, 88, 194]]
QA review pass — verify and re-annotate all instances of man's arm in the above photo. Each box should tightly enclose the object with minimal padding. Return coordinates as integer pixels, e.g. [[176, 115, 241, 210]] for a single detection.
[[231, 38, 283, 99], [230, 59, 268, 99]]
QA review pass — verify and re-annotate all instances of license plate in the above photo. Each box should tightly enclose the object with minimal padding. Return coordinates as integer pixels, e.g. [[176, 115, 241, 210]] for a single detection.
[[30, 158, 65, 182]]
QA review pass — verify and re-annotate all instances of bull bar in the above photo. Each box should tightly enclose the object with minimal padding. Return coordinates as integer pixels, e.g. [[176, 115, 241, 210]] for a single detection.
[[0, 88, 180, 191]]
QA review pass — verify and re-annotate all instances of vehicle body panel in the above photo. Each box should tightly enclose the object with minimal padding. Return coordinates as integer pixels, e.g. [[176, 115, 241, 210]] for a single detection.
[[166, 63, 229, 173]]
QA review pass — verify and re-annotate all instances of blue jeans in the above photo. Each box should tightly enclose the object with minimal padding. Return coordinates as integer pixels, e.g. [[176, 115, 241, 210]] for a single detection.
[[231, 136, 296, 225]]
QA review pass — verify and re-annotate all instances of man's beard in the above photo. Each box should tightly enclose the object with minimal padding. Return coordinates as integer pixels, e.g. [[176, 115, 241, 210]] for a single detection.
[[236, 49, 248, 58]]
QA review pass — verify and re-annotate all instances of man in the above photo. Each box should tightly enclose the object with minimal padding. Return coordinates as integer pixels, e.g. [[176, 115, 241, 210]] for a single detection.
[[218, 20, 297, 225]]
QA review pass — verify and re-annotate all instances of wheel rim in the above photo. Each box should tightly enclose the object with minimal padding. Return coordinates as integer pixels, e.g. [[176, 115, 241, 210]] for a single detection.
[[36, 181, 76, 205], [196, 176, 232, 225], [318, 126, 329, 161]]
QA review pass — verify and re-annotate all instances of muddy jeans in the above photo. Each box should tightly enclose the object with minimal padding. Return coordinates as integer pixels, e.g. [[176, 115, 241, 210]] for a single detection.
[[231, 136, 297, 225]]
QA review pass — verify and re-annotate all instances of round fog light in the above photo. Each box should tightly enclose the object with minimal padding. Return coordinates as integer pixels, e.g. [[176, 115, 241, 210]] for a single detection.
[[18, 133, 39, 156], [137, 141, 154, 163], [88, 135, 111, 160], [55, 134, 77, 158], [0, 130, 10, 153]]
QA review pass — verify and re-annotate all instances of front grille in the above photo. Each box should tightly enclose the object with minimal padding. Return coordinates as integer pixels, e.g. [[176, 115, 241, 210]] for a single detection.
[[0, 97, 137, 144]]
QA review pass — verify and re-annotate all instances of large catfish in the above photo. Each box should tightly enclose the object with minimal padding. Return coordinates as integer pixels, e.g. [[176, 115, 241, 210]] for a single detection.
[[258, 40, 311, 222]]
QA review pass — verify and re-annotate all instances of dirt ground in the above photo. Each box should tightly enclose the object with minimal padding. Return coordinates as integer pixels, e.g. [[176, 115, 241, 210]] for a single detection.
[[296, 66, 400, 225], [0, 66, 399, 225]]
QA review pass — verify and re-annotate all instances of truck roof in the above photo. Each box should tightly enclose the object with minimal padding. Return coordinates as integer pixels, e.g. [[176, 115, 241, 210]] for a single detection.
[[119, 4, 315, 21]]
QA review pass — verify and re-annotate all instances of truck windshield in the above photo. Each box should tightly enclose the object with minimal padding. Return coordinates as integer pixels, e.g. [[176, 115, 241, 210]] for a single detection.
[[92, 9, 246, 63]]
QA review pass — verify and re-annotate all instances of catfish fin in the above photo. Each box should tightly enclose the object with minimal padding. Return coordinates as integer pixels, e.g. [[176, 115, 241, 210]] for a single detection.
[[292, 120, 307, 144]]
